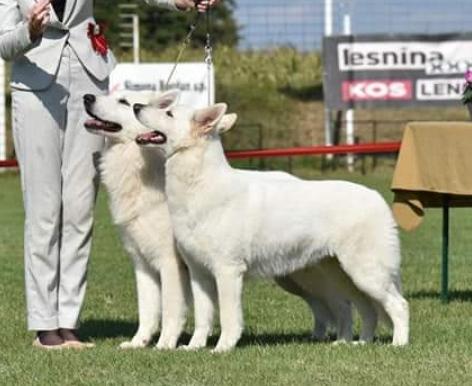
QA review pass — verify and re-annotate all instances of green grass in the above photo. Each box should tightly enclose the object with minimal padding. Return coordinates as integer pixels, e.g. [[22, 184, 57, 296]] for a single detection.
[[1, 167, 472, 385]]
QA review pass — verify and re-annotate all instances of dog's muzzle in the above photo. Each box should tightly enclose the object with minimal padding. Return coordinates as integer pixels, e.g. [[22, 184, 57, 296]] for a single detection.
[[83, 95, 122, 133], [135, 130, 167, 145]]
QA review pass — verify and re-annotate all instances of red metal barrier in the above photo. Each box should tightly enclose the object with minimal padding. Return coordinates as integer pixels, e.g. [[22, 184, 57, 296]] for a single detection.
[[0, 142, 401, 168], [225, 142, 401, 159], [0, 159, 18, 168]]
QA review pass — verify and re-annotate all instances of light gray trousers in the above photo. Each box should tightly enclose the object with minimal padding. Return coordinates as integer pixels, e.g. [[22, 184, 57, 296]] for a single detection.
[[12, 45, 107, 330]]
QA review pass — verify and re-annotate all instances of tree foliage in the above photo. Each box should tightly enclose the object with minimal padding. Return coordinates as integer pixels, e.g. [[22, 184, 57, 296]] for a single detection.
[[94, 0, 239, 53]]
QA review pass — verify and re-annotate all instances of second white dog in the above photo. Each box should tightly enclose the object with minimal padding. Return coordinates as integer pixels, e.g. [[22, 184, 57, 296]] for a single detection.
[[134, 93, 409, 352]]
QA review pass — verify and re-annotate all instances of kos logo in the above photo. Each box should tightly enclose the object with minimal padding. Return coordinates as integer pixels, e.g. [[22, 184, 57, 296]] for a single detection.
[[342, 80, 412, 101]]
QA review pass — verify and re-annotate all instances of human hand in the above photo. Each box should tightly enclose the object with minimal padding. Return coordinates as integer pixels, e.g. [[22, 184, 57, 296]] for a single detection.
[[28, 0, 51, 41], [175, 0, 220, 12], [195, 0, 219, 12]]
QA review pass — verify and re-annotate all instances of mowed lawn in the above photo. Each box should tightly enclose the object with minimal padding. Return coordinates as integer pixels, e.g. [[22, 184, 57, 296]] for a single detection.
[[1, 167, 472, 385]]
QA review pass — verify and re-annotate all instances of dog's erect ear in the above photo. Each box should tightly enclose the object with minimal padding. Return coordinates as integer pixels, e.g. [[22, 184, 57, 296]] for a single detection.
[[216, 113, 238, 134], [149, 89, 180, 109], [193, 103, 228, 135]]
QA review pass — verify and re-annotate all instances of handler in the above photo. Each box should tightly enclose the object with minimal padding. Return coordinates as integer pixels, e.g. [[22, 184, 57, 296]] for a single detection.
[[0, 0, 218, 349]]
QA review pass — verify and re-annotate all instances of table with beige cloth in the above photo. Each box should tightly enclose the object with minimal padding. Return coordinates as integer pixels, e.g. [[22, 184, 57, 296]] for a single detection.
[[391, 121, 472, 302]]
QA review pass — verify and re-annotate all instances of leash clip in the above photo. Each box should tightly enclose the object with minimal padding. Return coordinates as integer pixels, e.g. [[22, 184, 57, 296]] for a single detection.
[[204, 33, 213, 65]]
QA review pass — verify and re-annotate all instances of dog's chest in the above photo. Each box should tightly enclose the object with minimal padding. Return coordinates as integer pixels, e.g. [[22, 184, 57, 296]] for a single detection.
[[170, 205, 222, 268], [174, 228, 215, 271], [100, 146, 166, 224]]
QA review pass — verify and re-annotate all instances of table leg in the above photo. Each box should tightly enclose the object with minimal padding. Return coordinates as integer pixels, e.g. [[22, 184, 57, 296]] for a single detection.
[[441, 194, 450, 303]]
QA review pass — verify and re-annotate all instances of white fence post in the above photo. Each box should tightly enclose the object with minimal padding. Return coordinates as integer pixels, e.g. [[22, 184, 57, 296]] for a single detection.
[[119, 3, 140, 63], [132, 15, 140, 64], [0, 58, 5, 169], [343, 3, 355, 172], [324, 0, 333, 155]]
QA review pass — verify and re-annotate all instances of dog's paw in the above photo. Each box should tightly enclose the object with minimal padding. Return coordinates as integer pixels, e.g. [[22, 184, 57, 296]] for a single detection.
[[181, 333, 209, 351], [155, 339, 177, 351], [119, 339, 148, 349], [211, 339, 237, 353], [210, 344, 234, 354], [179, 342, 206, 351], [179, 344, 202, 351], [331, 339, 348, 346]]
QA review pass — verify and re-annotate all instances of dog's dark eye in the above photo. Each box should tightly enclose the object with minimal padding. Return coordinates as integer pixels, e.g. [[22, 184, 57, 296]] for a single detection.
[[118, 98, 130, 106], [166, 110, 174, 118]]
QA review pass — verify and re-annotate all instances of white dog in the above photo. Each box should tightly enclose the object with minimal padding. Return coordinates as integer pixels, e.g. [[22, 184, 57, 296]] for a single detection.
[[84, 89, 351, 348], [133, 95, 409, 352], [83, 89, 189, 349]]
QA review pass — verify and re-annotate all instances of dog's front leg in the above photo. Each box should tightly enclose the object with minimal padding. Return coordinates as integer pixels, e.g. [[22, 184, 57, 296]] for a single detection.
[[212, 268, 245, 353], [182, 262, 217, 350], [156, 259, 189, 350], [120, 263, 161, 349]]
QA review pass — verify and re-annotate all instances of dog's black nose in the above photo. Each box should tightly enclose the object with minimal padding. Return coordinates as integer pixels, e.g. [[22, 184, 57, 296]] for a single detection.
[[83, 94, 95, 106], [133, 103, 144, 115]]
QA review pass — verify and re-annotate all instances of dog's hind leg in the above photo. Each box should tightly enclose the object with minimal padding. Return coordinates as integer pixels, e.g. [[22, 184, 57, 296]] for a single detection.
[[275, 276, 330, 341], [353, 280, 407, 345], [338, 254, 409, 346], [328, 269, 377, 343], [316, 258, 376, 344], [120, 261, 161, 349], [308, 298, 331, 341], [352, 295, 377, 344], [182, 262, 217, 350], [296, 262, 354, 343], [333, 300, 353, 343], [156, 258, 190, 350], [380, 283, 409, 346]]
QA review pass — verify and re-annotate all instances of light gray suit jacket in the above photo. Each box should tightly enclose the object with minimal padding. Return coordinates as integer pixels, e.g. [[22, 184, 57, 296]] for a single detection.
[[0, 0, 178, 91]]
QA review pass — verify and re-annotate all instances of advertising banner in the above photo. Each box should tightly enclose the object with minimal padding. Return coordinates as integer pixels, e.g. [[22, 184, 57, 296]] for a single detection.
[[323, 33, 472, 109], [109, 62, 214, 108]]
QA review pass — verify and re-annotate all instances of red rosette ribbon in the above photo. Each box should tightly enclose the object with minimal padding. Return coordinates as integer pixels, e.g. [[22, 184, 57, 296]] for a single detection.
[[87, 23, 108, 57]]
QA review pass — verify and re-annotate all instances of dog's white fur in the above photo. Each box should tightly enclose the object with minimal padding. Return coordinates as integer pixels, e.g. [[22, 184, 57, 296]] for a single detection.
[[84, 89, 352, 347], [134, 92, 409, 352], [237, 170, 354, 342], [84, 90, 189, 349]]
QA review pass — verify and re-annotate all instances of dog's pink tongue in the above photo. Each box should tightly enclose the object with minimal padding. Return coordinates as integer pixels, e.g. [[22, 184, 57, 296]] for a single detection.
[[139, 131, 156, 142], [136, 131, 156, 144], [84, 118, 102, 128]]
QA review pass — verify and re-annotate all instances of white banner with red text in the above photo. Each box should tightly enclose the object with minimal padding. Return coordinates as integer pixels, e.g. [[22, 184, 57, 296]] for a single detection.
[[323, 33, 472, 109]]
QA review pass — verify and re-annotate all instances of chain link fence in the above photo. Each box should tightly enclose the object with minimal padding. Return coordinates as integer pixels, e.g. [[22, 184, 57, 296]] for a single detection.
[[3, 0, 472, 171], [235, 0, 472, 51], [230, 0, 472, 172]]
